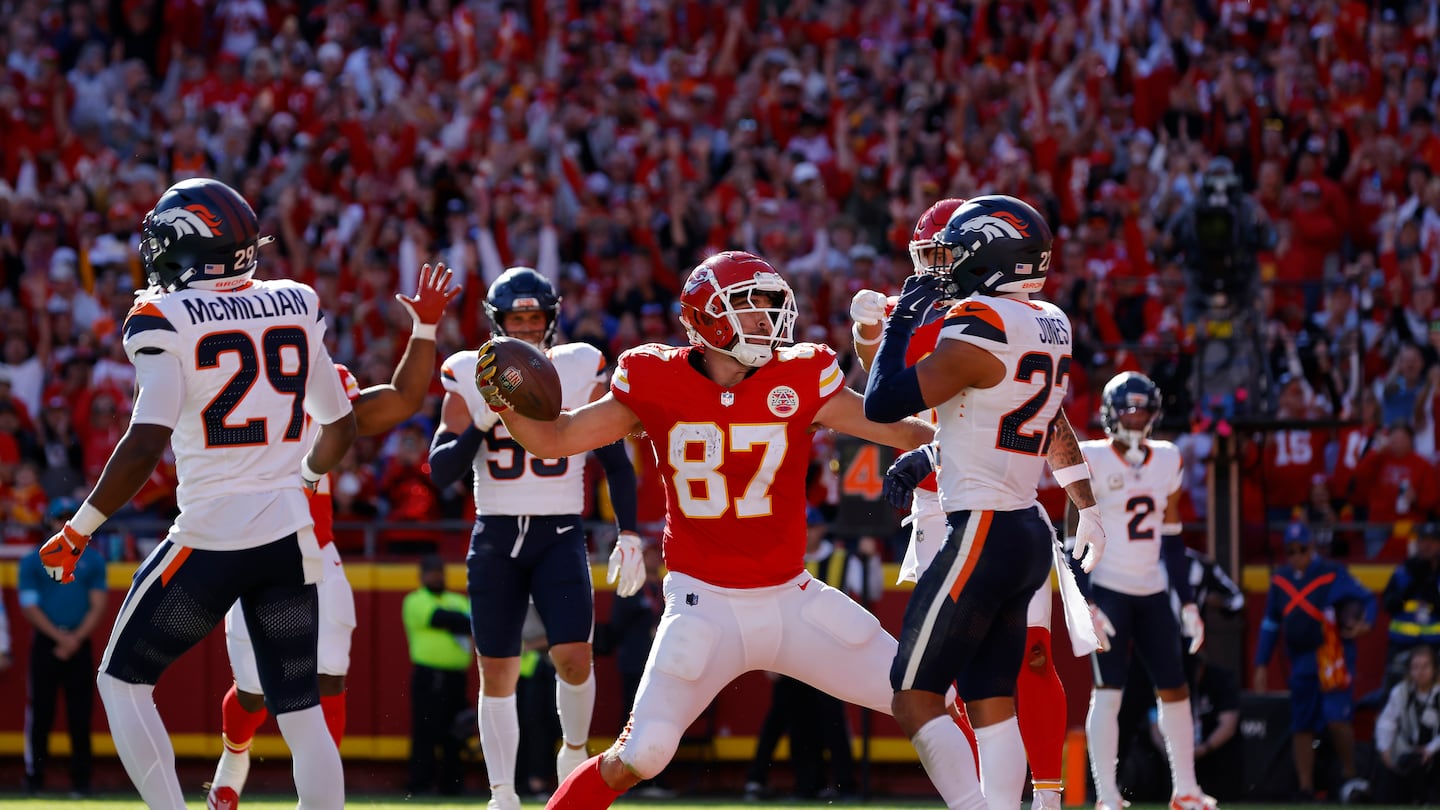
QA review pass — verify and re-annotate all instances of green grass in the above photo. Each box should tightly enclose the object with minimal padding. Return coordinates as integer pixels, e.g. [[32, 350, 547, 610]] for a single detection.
[[0, 797, 1422, 810]]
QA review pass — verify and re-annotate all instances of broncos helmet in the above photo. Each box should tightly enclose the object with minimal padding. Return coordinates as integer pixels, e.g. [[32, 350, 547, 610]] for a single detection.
[[140, 178, 265, 292], [934, 195, 1053, 299], [909, 198, 967, 277], [1101, 372, 1163, 452], [485, 267, 561, 347], [678, 250, 797, 368]]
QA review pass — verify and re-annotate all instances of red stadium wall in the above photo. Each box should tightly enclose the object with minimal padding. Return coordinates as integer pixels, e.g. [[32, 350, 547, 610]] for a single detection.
[[0, 561, 1395, 760]]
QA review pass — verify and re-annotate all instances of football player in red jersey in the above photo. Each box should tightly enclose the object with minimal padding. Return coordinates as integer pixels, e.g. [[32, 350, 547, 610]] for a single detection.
[[850, 199, 1074, 810], [477, 251, 986, 810], [207, 263, 459, 810]]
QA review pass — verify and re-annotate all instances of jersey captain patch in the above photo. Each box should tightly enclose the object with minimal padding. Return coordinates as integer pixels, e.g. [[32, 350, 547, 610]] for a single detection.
[[942, 300, 1007, 344]]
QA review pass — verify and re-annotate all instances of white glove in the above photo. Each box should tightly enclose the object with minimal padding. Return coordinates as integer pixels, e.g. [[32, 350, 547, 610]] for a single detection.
[[1071, 505, 1107, 573], [1090, 604, 1117, 653], [607, 532, 646, 597], [1180, 603, 1205, 654], [849, 289, 889, 326]]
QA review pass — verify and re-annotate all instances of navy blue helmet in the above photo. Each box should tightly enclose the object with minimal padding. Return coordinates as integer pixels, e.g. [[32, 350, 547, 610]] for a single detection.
[[140, 178, 265, 291], [934, 195, 1053, 299], [485, 267, 561, 347], [1101, 372, 1163, 447]]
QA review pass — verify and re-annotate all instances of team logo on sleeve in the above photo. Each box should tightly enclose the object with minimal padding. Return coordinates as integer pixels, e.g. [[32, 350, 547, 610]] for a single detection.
[[767, 385, 799, 417]]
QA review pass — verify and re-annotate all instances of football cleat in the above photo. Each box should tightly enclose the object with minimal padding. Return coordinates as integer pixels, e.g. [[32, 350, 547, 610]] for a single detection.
[[208, 785, 240, 810], [1169, 793, 1218, 810]]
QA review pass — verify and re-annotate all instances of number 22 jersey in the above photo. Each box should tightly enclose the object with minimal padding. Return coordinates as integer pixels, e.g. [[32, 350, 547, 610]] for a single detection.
[[611, 343, 845, 589]]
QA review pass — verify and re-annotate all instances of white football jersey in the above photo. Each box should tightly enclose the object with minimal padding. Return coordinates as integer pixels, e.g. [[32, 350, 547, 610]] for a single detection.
[[122, 279, 352, 551], [1082, 439, 1184, 596], [934, 295, 1073, 512], [440, 341, 607, 516]]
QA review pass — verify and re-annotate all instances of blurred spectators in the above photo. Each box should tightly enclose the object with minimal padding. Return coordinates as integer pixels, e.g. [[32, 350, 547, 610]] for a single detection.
[[0, 0, 1438, 562]]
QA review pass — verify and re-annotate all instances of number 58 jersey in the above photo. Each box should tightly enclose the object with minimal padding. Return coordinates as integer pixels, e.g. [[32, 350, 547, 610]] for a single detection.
[[934, 295, 1073, 513], [611, 343, 845, 589], [121, 279, 353, 550], [440, 342, 607, 516]]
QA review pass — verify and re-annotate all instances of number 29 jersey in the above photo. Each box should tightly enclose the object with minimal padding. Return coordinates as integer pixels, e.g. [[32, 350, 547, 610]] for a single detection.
[[1081, 439, 1184, 596], [122, 279, 353, 550], [934, 294, 1073, 513], [611, 343, 845, 589], [440, 341, 607, 517]]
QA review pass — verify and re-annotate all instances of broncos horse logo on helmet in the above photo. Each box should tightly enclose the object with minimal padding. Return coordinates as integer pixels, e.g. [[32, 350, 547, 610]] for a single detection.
[[934, 195, 1053, 300], [140, 178, 266, 292]]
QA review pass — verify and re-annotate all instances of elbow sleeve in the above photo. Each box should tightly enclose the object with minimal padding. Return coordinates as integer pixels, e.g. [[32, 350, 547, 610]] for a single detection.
[[429, 426, 484, 489], [862, 322, 926, 423], [1162, 535, 1195, 604]]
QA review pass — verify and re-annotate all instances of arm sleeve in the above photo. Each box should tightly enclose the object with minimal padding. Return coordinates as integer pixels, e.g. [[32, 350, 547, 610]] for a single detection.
[[862, 320, 925, 423], [429, 426, 485, 490], [129, 350, 185, 428], [1205, 559, 1246, 614], [593, 440, 639, 533], [1163, 535, 1196, 604]]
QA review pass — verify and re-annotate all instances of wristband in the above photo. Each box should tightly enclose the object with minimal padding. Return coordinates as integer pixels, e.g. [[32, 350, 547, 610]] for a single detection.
[[70, 502, 107, 536], [851, 323, 882, 347], [301, 457, 324, 484], [412, 322, 438, 341], [1162, 522, 1183, 536], [1053, 463, 1090, 488]]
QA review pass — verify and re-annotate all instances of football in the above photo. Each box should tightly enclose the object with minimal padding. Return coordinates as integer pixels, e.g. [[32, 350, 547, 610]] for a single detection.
[[482, 336, 563, 421]]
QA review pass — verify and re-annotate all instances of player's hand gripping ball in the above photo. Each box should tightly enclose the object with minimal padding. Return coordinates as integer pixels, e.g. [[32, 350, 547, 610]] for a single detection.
[[477, 336, 564, 421]]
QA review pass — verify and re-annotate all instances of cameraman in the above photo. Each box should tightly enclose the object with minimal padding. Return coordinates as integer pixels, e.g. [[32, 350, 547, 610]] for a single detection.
[[1165, 156, 1276, 327], [1375, 644, 1440, 804]]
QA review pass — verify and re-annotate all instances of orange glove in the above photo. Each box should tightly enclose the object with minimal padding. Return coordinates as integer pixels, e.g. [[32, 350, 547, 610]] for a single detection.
[[39, 524, 90, 584]]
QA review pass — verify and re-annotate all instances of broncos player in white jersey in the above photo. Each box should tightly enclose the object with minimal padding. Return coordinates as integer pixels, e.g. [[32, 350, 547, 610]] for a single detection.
[[1071, 372, 1213, 810], [855, 198, 1083, 810], [429, 267, 641, 810], [863, 195, 1108, 810], [38, 178, 356, 810], [207, 263, 459, 810]]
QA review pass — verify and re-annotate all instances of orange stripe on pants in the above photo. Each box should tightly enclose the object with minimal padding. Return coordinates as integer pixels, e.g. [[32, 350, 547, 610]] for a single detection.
[[947, 511, 992, 601], [161, 546, 193, 587]]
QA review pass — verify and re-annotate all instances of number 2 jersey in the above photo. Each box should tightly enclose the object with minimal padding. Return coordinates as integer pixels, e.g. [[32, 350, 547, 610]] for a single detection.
[[122, 279, 353, 550], [934, 294, 1073, 513], [440, 342, 606, 516], [1080, 439, 1184, 596], [611, 343, 845, 588]]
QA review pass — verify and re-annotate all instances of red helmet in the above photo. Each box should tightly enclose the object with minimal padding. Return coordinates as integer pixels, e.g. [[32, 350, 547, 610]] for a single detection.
[[679, 251, 798, 367], [909, 198, 967, 276]]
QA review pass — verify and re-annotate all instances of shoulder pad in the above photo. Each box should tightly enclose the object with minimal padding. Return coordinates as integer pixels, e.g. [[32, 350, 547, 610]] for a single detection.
[[941, 299, 1008, 344]]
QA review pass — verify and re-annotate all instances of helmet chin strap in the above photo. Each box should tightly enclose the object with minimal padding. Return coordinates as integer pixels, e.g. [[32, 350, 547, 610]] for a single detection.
[[725, 341, 774, 367]]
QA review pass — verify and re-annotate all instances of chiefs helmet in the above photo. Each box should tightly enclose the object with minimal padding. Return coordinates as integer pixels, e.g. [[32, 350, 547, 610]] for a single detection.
[[1101, 372, 1163, 453], [485, 266, 561, 347], [140, 178, 265, 291], [934, 195, 1053, 299], [909, 198, 967, 276], [679, 251, 797, 367]]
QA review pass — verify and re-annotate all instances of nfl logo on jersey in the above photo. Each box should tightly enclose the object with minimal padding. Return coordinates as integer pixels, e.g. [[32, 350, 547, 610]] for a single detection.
[[768, 386, 799, 417]]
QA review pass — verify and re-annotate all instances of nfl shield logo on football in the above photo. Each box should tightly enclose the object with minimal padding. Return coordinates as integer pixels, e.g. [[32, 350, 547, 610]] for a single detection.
[[499, 366, 524, 393], [767, 385, 799, 417]]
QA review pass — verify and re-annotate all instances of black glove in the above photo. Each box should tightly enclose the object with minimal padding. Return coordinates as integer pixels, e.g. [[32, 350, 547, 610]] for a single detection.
[[888, 274, 945, 328], [883, 444, 938, 509]]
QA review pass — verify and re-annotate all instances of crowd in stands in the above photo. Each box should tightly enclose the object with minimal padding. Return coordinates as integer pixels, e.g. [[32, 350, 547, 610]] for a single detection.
[[2, 0, 1440, 564]]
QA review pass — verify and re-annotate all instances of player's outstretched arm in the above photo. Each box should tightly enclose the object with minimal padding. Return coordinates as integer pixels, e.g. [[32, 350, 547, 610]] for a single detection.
[[356, 262, 460, 437], [816, 387, 935, 450], [495, 394, 642, 460]]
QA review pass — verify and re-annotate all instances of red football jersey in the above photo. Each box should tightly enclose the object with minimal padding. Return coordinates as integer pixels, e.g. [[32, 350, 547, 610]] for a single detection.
[[310, 363, 363, 548], [612, 343, 845, 588]]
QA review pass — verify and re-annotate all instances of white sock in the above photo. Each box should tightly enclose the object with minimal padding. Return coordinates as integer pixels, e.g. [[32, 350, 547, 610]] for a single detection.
[[556, 670, 596, 747], [276, 705, 344, 810], [97, 674, 187, 810], [912, 715, 987, 810], [480, 694, 519, 788], [210, 746, 251, 793], [975, 717, 1026, 810], [1158, 697, 1200, 795], [1087, 689, 1123, 807]]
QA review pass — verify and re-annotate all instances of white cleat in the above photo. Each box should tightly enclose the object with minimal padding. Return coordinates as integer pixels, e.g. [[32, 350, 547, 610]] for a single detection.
[[487, 784, 522, 810], [1169, 793, 1218, 810], [557, 742, 589, 781]]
